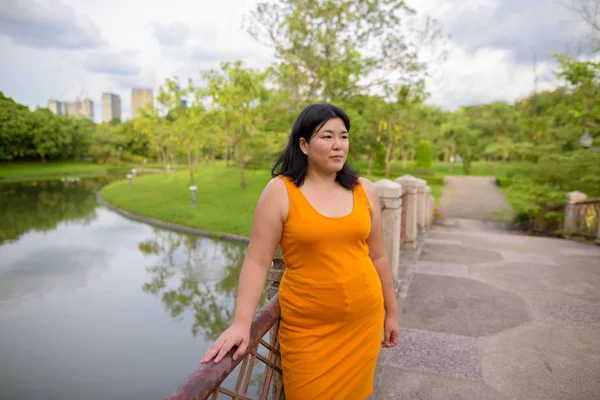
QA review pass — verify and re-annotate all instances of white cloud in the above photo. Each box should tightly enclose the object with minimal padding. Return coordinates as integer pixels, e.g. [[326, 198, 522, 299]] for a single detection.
[[84, 48, 142, 76], [425, 44, 559, 110], [0, 0, 595, 122], [0, 0, 104, 49]]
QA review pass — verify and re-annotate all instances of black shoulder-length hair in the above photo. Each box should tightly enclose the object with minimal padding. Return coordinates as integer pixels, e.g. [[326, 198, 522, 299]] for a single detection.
[[271, 103, 359, 190]]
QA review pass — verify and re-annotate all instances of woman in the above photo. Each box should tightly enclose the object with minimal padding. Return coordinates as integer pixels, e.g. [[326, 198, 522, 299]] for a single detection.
[[201, 104, 400, 399]]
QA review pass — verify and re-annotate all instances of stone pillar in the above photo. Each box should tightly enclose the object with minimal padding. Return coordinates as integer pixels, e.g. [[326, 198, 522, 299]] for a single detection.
[[374, 179, 403, 290], [423, 186, 431, 229], [416, 179, 427, 233], [564, 191, 588, 232], [427, 193, 435, 228], [395, 175, 419, 250]]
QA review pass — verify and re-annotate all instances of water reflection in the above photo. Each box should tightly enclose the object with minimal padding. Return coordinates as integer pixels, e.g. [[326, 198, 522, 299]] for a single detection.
[[0, 176, 267, 398], [140, 229, 265, 341], [0, 177, 119, 244]]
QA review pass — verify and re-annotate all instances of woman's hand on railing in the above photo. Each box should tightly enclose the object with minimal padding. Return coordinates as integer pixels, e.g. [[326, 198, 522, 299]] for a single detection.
[[200, 323, 251, 364]]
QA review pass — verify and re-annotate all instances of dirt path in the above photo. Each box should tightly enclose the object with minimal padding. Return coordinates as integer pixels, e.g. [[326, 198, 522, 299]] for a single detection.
[[440, 176, 513, 221]]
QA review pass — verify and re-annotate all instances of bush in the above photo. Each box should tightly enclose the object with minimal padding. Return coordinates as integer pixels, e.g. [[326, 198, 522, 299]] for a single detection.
[[120, 151, 147, 164], [503, 150, 600, 235], [415, 140, 432, 169]]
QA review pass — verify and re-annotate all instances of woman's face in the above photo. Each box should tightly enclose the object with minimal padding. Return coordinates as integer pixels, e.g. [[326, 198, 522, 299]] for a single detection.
[[300, 117, 349, 174]]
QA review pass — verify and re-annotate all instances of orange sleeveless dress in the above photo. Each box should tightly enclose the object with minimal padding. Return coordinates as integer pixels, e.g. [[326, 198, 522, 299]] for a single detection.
[[278, 176, 385, 400]]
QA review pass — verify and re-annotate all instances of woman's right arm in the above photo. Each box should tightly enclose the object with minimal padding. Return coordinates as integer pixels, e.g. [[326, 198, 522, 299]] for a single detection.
[[200, 177, 287, 364]]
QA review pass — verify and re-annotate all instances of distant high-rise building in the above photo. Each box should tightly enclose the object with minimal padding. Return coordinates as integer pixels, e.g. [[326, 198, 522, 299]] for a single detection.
[[131, 88, 153, 119], [48, 99, 65, 116], [64, 98, 94, 120], [102, 93, 121, 123]]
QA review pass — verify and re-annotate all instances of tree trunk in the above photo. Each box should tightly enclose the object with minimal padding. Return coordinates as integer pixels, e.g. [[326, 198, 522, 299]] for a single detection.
[[366, 149, 374, 176], [41, 154, 46, 163], [239, 151, 251, 189], [409, 148, 415, 162], [384, 130, 394, 178], [401, 148, 409, 169], [385, 142, 393, 178], [170, 149, 178, 179], [493, 155, 498, 175], [161, 149, 168, 175], [193, 148, 199, 173], [448, 137, 456, 172], [443, 148, 449, 163], [187, 145, 194, 185]]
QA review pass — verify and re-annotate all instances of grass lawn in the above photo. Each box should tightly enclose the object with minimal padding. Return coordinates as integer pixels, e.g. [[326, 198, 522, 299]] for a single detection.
[[0, 160, 127, 178], [101, 165, 445, 237]]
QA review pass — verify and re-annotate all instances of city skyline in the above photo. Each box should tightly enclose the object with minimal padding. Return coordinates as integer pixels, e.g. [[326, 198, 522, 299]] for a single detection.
[[47, 88, 153, 123], [48, 97, 94, 120], [102, 92, 122, 123], [131, 88, 153, 120]]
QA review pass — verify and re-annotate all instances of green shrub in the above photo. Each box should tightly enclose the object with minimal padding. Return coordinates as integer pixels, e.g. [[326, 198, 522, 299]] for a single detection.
[[503, 150, 600, 235], [120, 152, 147, 164], [415, 140, 432, 169]]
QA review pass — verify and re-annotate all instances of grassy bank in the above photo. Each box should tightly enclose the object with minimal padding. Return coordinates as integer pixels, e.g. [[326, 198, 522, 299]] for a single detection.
[[0, 160, 128, 179], [101, 165, 444, 237]]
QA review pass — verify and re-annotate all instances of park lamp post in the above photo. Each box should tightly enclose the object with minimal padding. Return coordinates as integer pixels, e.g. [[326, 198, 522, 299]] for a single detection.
[[189, 185, 198, 208], [127, 174, 133, 190], [580, 129, 593, 149], [131, 168, 137, 178]]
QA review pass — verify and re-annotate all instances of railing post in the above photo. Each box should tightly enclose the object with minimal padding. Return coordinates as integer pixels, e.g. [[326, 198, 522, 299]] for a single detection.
[[374, 179, 403, 293], [597, 215, 600, 245], [564, 191, 588, 232], [395, 175, 420, 250], [427, 192, 435, 228], [423, 186, 431, 230], [266, 247, 285, 400], [267, 247, 285, 300], [416, 179, 427, 233]]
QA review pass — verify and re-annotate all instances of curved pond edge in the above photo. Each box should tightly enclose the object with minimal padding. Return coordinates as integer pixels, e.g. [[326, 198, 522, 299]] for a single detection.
[[96, 191, 250, 244]]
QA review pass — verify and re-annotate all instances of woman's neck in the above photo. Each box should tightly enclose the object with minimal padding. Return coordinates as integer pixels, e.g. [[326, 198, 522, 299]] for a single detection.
[[304, 166, 338, 187]]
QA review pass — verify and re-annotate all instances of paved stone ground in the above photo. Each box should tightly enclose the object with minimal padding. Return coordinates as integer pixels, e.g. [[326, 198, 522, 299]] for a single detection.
[[371, 220, 600, 400], [440, 176, 514, 221]]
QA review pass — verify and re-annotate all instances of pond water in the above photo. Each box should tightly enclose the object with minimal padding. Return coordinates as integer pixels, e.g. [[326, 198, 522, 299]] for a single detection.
[[0, 177, 264, 399]]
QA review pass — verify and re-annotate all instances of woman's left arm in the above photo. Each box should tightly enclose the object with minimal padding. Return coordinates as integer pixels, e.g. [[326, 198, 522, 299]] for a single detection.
[[359, 178, 400, 347]]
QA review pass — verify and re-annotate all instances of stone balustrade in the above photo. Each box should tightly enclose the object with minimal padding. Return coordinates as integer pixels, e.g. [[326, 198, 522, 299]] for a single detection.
[[563, 190, 600, 244]]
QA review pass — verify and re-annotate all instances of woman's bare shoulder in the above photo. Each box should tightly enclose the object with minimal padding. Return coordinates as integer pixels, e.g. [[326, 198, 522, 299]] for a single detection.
[[358, 177, 376, 195], [264, 175, 287, 195], [257, 176, 289, 221], [358, 177, 378, 210]]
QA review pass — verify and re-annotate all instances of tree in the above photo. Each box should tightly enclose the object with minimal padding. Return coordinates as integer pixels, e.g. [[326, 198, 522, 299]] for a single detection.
[[415, 140, 432, 169], [247, 0, 445, 103], [203, 61, 270, 188], [0, 92, 31, 160]]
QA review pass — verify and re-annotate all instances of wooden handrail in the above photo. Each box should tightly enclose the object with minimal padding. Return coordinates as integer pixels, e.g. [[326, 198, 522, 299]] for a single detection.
[[166, 295, 281, 400]]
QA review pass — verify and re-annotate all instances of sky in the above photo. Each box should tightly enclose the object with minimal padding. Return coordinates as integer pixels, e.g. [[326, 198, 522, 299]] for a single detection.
[[0, 0, 595, 122]]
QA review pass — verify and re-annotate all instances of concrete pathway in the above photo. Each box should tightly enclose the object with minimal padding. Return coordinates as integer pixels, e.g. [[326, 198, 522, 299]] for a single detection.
[[372, 220, 600, 400], [440, 176, 514, 221]]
